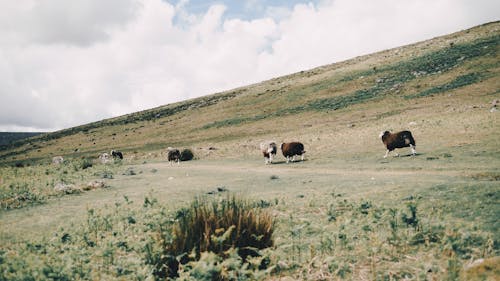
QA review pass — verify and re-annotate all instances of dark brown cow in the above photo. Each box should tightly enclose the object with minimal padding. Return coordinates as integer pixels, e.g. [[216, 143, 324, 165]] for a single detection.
[[111, 150, 123, 159], [167, 148, 181, 165], [281, 142, 306, 163], [379, 130, 416, 158]]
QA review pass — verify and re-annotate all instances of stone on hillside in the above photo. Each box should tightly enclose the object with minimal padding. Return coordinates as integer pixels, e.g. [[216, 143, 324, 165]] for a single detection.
[[83, 180, 107, 191], [54, 183, 81, 194], [52, 156, 64, 165]]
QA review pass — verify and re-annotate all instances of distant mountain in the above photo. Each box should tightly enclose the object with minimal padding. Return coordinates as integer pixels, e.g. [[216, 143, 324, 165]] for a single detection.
[[0, 132, 44, 146]]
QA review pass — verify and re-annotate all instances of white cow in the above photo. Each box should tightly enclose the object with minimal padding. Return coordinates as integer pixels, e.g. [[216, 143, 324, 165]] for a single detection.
[[260, 141, 277, 164]]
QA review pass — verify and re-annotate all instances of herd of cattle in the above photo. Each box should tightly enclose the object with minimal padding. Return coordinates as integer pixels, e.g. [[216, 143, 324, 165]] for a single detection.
[[51, 130, 417, 166], [259, 130, 416, 164]]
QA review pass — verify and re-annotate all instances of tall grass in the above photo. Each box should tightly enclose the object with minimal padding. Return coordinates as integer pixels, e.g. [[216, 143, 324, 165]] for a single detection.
[[160, 195, 275, 279], [170, 196, 274, 256]]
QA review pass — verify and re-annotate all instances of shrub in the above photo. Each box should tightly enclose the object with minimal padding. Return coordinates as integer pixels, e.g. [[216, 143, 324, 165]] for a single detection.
[[180, 149, 194, 161], [0, 183, 46, 210], [80, 158, 93, 170], [160, 195, 275, 279]]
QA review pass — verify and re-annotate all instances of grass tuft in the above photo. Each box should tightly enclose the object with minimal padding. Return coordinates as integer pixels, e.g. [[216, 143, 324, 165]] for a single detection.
[[161, 195, 275, 279]]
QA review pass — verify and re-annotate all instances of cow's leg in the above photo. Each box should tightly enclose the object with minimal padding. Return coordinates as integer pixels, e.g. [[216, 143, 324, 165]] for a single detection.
[[383, 150, 390, 158], [410, 144, 416, 156]]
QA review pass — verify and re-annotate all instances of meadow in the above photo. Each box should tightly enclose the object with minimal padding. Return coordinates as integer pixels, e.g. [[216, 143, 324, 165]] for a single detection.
[[1, 148, 498, 280]]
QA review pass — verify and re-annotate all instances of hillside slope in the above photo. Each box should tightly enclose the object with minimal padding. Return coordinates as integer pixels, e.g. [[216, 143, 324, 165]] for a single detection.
[[1, 21, 498, 165], [0, 132, 44, 147]]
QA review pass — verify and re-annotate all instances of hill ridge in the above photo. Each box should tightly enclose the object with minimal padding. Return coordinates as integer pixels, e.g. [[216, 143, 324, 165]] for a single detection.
[[1, 21, 498, 164]]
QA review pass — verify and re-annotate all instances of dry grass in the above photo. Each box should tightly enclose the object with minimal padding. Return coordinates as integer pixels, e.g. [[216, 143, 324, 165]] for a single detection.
[[169, 196, 274, 258]]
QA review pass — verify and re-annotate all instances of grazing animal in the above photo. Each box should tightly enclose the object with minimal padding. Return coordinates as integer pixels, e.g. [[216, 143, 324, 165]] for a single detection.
[[167, 147, 181, 165], [260, 141, 277, 164], [281, 142, 306, 163], [379, 130, 416, 158], [111, 150, 123, 159], [52, 156, 64, 165], [99, 153, 110, 164]]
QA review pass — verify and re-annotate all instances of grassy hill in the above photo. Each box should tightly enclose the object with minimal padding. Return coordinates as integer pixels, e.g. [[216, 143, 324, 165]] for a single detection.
[[0, 22, 499, 280], [1, 21, 498, 166], [0, 132, 44, 147]]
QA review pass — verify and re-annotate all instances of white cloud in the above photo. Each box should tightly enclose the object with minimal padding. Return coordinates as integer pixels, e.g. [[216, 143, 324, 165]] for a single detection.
[[0, 0, 498, 131]]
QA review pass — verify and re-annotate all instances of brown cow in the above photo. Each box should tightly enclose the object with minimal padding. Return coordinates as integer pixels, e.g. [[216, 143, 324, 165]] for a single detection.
[[281, 142, 306, 163], [379, 130, 416, 158]]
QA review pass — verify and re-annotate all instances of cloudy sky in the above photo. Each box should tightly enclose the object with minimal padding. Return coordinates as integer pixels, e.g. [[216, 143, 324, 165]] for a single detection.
[[1, 0, 498, 132]]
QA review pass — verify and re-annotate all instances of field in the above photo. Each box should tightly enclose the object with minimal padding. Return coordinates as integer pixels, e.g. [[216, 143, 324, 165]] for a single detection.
[[0, 22, 499, 280]]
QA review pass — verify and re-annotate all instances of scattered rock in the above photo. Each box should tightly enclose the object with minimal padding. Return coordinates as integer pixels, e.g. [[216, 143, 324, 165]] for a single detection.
[[216, 186, 228, 192], [490, 107, 498, 113], [99, 153, 110, 164], [123, 168, 136, 176], [207, 186, 228, 194], [465, 258, 484, 270], [277, 260, 289, 270], [54, 183, 81, 194], [52, 156, 64, 165], [408, 121, 418, 126], [168, 176, 174, 180], [83, 180, 107, 191], [347, 123, 355, 128]]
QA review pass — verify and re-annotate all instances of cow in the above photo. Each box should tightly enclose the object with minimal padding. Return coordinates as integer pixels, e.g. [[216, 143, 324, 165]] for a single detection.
[[281, 142, 306, 163], [167, 147, 181, 165], [379, 130, 416, 158], [111, 150, 123, 159], [260, 141, 277, 164]]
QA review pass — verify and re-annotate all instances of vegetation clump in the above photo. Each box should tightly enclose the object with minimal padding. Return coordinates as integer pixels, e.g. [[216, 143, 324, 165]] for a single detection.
[[0, 194, 275, 281], [405, 72, 483, 99], [158, 195, 275, 279]]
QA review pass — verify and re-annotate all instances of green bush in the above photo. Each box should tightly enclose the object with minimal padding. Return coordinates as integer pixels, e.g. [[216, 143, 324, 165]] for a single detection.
[[0, 183, 46, 210], [80, 158, 93, 170]]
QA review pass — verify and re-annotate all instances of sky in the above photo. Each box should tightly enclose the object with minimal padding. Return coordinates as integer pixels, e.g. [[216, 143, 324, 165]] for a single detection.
[[0, 0, 498, 132]]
